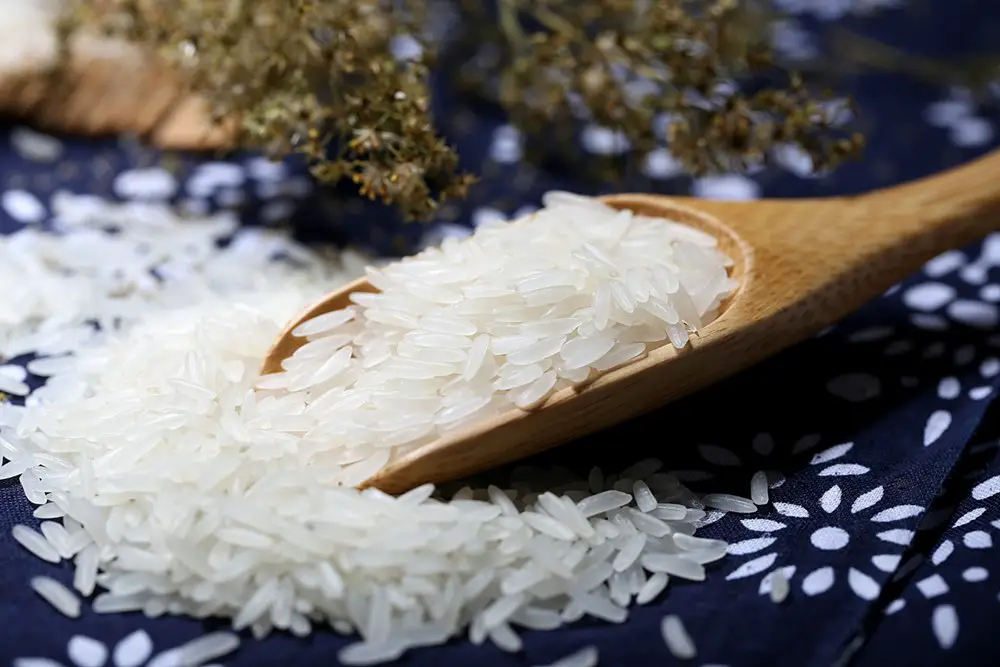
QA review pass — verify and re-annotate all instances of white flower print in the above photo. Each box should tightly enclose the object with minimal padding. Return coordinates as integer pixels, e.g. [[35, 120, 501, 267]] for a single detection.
[[690, 431, 824, 484], [887, 470, 1000, 650], [901, 231, 1000, 310], [924, 88, 996, 149], [848, 311, 1000, 444], [14, 629, 239, 667], [688, 433, 862, 529], [723, 442, 923, 602]]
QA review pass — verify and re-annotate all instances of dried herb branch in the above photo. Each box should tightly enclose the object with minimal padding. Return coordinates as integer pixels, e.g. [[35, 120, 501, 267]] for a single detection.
[[58, 0, 865, 221]]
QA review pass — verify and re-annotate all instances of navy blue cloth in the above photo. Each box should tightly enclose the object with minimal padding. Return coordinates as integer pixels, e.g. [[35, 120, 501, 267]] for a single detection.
[[5, 1, 1000, 666]]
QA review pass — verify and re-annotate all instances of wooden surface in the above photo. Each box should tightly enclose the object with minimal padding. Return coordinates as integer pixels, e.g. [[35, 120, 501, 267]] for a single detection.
[[261, 150, 1000, 494], [0, 28, 238, 151]]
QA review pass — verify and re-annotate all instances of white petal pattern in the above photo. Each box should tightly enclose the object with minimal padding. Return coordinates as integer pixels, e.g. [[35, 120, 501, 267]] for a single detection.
[[953, 508, 986, 527], [924, 410, 952, 446], [773, 502, 810, 518], [810, 442, 854, 465], [877, 529, 915, 546], [67, 636, 107, 667], [847, 568, 880, 600], [972, 475, 1000, 500], [962, 531, 993, 549], [820, 486, 842, 513], [802, 567, 835, 596], [727, 537, 777, 555], [870, 505, 924, 522], [726, 553, 779, 580], [851, 486, 885, 513], [932, 604, 960, 649], [818, 464, 871, 476], [741, 519, 787, 532], [872, 554, 901, 573], [931, 540, 955, 565]]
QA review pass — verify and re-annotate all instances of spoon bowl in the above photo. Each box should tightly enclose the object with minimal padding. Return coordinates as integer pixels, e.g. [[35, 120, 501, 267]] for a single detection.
[[261, 150, 1000, 493]]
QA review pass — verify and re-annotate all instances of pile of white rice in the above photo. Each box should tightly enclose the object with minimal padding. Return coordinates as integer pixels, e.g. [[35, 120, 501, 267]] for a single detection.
[[0, 185, 761, 666], [262, 192, 737, 488]]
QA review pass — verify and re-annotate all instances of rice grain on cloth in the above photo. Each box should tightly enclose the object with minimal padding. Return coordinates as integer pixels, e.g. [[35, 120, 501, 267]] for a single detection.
[[0, 189, 749, 663]]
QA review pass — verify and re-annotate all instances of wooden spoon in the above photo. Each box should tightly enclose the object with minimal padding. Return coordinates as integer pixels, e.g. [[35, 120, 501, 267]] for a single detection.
[[261, 150, 1000, 494]]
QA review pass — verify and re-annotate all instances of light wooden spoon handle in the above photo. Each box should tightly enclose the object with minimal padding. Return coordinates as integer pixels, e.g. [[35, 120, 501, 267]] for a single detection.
[[656, 149, 1000, 337], [358, 151, 1000, 493]]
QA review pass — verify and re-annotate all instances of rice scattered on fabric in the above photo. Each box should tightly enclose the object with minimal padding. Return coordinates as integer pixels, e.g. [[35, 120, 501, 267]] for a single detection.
[[701, 493, 757, 513], [257, 192, 736, 483], [0, 189, 746, 661], [175, 632, 241, 665], [661, 614, 697, 659], [10, 127, 64, 163], [12, 524, 61, 563], [30, 576, 81, 618], [770, 569, 791, 604], [750, 470, 770, 505], [532, 646, 599, 667]]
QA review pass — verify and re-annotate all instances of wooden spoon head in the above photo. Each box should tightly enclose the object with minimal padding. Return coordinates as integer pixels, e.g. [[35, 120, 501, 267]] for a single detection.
[[257, 195, 760, 494], [261, 150, 1000, 492], [259, 276, 377, 376]]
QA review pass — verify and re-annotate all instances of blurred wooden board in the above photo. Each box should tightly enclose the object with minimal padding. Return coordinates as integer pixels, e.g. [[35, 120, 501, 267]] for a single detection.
[[0, 0, 239, 151]]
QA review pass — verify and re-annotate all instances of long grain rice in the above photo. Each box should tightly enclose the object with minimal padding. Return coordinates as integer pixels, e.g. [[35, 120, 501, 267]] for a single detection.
[[533, 646, 599, 667], [0, 189, 747, 663], [661, 614, 697, 659], [770, 568, 790, 604], [12, 524, 61, 563], [750, 471, 770, 505], [701, 493, 757, 513], [31, 576, 81, 618]]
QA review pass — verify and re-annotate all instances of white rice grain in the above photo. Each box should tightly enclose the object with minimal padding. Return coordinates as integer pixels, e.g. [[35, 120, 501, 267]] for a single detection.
[[31, 576, 81, 618], [532, 645, 599, 667], [73, 544, 100, 596], [750, 470, 770, 505], [701, 493, 757, 514], [770, 569, 790, 604], [488, 622, 523, 652], [176, 631, 241, 665], [632, 481, 658, 512], [636, 573, 669, 604], [612, 533, 647, 572], [291, 307, 357, 338], [12, 524, 61, 563], [640, 554, 706, 581], [0, 189, 743, 661], [661, 614, 697, 659], [11, 127, 63, 163], [577, 491, 632, 517]]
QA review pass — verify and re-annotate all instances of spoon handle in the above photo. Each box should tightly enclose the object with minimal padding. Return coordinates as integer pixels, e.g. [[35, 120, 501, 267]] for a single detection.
[[831, 148, 1000, 273], [658, 149, 1000, 332]]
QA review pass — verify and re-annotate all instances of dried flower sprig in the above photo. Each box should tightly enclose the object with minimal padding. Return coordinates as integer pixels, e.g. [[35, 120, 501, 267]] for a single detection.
[[58, 0, 864, 221]]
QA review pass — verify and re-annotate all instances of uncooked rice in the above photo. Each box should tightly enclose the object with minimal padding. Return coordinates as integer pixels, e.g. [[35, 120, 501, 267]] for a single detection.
[[259, 191, 738, 482], [701, 493, 757, 514], [534, 646, 599, 667], [661, 614, 697, 659], [175, 632, 242, 665], [11, 126, 64, 163], [12, 524, 60, 563], [750, 471, 769, 505], [31, 575, 81, 618], [0, 188, 750, 662], [770, 569, 790, 604]]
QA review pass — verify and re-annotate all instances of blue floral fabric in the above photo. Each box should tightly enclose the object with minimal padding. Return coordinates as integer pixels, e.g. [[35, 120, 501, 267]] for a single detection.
[[4, 1, 1000, 666]]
